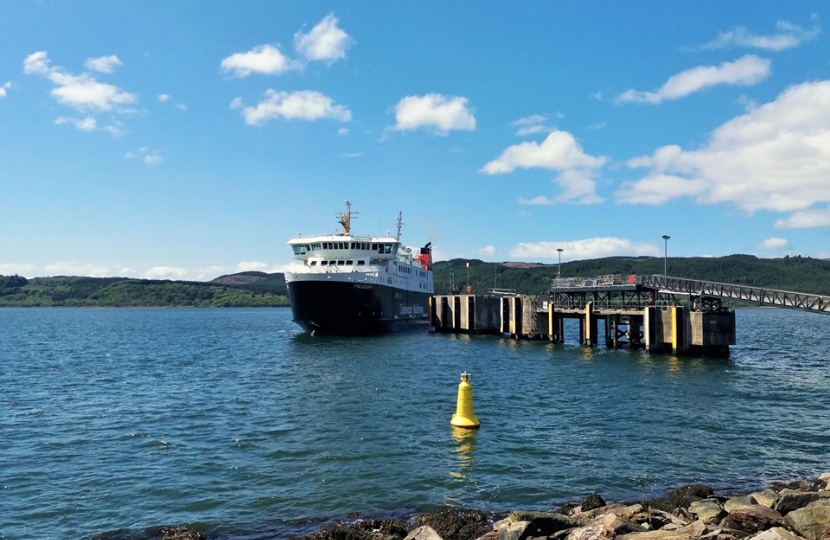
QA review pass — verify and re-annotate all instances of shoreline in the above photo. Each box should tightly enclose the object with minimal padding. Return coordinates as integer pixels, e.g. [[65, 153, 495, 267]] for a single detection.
[[92, 473, 830, 540]]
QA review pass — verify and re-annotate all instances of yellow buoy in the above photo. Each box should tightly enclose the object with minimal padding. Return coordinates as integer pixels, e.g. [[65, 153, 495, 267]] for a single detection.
[[450, 371, 480, 429]]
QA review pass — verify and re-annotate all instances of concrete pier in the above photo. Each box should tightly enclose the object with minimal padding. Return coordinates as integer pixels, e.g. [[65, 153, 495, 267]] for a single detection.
[[430, 293, 736, 357]]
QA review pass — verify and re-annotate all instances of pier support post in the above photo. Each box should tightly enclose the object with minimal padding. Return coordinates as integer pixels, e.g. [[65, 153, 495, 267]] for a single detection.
[[584, 301, 597, 346], [671, 306, 689, 354], [548, 302, 554, 342]]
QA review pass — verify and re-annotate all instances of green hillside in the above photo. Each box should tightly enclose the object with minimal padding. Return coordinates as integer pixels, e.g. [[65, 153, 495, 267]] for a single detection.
[[1, 254, 827, 307], [433, 254, 830, 296], [0, 274, 289, 307]]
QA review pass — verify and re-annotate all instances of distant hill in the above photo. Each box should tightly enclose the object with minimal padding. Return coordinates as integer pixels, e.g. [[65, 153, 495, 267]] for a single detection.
[[0, 274, 289, 307], [211, 271, 272, 285], [211, 272, 287, 296], [1, 254, 827, 307], [433, 254, 830, 296]]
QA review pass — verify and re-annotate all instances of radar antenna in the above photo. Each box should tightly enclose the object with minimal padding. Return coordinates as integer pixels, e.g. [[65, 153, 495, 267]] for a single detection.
[[336, 200, 359, 235], [395, 210, 404, 241]]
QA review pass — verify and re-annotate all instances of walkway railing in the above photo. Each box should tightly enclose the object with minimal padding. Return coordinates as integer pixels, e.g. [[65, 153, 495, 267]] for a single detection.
[[550, 274, 830, 315]]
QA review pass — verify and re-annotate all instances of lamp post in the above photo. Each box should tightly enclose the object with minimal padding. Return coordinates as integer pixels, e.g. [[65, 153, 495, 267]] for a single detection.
[[662, 235, 671, 275], [557, 248, 563, 279]]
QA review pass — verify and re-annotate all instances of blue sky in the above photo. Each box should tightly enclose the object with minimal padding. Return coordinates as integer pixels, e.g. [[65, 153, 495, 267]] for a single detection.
[[2, 2, 829, 280]]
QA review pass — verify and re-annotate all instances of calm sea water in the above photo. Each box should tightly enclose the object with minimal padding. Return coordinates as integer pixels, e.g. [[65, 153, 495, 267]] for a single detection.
[[2, 307, 829, 539]]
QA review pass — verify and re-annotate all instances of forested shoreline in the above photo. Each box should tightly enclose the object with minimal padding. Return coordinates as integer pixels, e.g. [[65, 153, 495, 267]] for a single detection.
[[1, 254, 827, 307]]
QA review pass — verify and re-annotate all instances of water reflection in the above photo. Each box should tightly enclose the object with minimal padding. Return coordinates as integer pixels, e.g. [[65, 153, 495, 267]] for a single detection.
[[449, 427, 478, 479]]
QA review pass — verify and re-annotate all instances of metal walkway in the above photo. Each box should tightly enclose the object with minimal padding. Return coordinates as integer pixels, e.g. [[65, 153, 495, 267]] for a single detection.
[[550, 274, 830, 315]]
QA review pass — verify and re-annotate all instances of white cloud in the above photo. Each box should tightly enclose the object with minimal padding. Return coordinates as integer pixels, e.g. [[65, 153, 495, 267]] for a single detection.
[[55, 115, 97, 131], [84, 55, 122, 73], [158, 93, 171, 102], [616, 173, 708, 205], [774, 207, 830, 229], [44, 261, 112, 277], [618, 80, 830, 224], [518, 196, 555, 205], [510, 114, 553, 136], [617, 55, 770, 104], [0, 263, 37, 276], [338, 127, 349, 136], [339, 152, 363, 158], [0, 81, 11, 98], [477, 245, 496, 256], [220, 44, 299, 77], [239, 89, 351, 126], [481, 130, 605, 174], [294, 13, 353, 62], [23, 51, 137, 112], [236, 261, 271, 272], [510, 237, 660, 261], [759, 237, 789, 250], [392, 93, 476, 136], [229, 97, 243, 109], [699, 19, 820, 51], [193, 266, 227, 281], [125, 147, 162, 165], [480, 130, 606, 204], [144, 266, 189, 279], [175, 103, 187, 111]]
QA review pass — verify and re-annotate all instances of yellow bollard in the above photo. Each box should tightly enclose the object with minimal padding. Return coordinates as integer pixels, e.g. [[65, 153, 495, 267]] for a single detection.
[[450, 372, 480, 429]]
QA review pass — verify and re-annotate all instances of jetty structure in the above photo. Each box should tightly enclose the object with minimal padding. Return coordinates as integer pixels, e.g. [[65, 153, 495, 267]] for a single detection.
[[430, 274, 830, 357]]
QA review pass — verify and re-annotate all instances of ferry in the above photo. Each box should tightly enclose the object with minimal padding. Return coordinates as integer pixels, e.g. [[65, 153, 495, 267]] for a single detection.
[[285, 202, 434, 335]]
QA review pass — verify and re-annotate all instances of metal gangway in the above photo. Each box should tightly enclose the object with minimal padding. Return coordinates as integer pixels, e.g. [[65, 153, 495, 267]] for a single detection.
[[550, 274, 830, 315]]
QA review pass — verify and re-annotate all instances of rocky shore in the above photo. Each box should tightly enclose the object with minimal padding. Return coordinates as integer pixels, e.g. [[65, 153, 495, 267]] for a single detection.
[[103, 473, 830, 540]]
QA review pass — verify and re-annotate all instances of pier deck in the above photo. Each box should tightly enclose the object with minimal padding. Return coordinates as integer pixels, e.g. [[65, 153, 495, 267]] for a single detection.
[[430, 274, 747, 357]]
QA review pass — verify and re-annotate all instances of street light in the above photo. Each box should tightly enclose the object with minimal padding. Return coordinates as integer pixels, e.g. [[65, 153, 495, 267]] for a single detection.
[[557, 248, 564, 279], [662, 235, 671, 275]]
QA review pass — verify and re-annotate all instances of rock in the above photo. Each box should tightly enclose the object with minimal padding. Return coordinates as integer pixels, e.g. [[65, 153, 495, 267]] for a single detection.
[[725, 496, 759, 513], [144, 525, 207, 540], [772, 481, 813, 493], [567, 524, 615, 540], [750, 491, 780, 509], [690, 500, 727, 524], [677, 520, 707, 538], [599, 513, 647, 535], [582, 495, 607, 512], [415, 510, 490, 540], [559, 504, 578, 516], [292, 518, 409, 540], [580, 504, 645, 522], [405, 526, 444, 540], [747, 527, 805, 540], [784, 500, 830, 540], [502, 512, 578, 538], [728, 506, 785, 533], [668, 485, 716, 510], [617, 529, 697, 540], [774, 491, 830, 515], [496, 521, 529, 540], [473, 532, 499, 540], [818, 474, 830, 491]]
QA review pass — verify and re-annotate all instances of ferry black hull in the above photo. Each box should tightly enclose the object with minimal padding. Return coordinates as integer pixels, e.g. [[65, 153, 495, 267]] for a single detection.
[[286, 279, 430, 336]]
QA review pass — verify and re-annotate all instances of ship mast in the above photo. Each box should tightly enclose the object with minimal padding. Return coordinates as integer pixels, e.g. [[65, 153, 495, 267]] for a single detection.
[[336, 200, 359, 235], [395, 210, 403, 241]]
